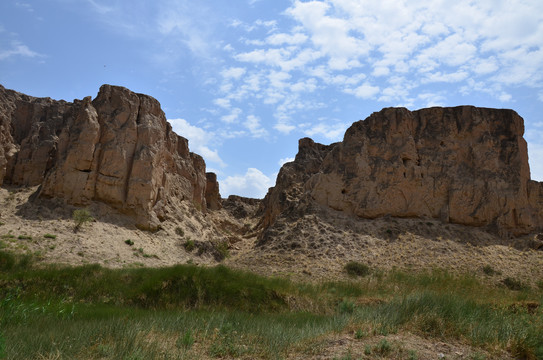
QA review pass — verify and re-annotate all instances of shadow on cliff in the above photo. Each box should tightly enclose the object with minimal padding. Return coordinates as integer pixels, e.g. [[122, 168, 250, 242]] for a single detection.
[[11, 186, 142, 231], [256, 202, 542, 254]]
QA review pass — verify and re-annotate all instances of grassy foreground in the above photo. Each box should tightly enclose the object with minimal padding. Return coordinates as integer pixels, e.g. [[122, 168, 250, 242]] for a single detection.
[[1, 249, 542, 359]]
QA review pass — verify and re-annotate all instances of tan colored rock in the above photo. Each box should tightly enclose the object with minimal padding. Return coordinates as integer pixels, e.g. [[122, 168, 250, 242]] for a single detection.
[[205, 172, 222, 211], [260, 106, 543, 237], [0, 84, 212, 230]]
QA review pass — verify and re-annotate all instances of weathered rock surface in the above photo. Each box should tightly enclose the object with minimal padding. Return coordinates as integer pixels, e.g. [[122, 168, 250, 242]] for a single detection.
[[260, 106, 543, 237], [205, 172, 222, 211], [0, 84, 216, 229]]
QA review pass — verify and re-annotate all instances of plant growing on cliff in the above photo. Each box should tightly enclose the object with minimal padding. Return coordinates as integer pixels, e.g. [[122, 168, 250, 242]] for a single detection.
[[184, 238, 195, 252], [72, 209, 94, 232]]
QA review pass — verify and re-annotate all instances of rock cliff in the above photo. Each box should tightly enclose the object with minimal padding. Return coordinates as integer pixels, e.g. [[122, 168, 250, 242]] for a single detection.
[[0, 84, 217, 230], [260, 106, 543, 237]]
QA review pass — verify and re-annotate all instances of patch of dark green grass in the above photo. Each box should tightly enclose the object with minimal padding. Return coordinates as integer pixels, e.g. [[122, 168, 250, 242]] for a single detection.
[[0, 262, 541, 359], [502, 277, 529, 291], [0, 263, 291, 312], [0, 250, 33, 271], [183, 238, 195, 251], [344, 261, 370, 277]]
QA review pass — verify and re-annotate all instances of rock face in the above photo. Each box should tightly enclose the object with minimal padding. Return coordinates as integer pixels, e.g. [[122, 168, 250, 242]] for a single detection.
[[205, 172, 222, 211], [0, 84, 216, 229], [260, 106, 543, 237]]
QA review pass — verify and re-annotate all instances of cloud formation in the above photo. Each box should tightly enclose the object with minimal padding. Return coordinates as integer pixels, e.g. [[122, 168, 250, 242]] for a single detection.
[[220, 168, 274, 198]]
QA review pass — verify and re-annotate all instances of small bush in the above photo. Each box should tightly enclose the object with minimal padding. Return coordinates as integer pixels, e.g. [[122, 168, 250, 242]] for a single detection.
[[72, 209, 94, 232], [184, 239, 195, 252], [344, 261, 370, 277], [18, 235, 32, 240], [354, 329, 365, 339], [502, 277, 528, 291], [175, 227, 184, 237], [482, 265, 500, 276], [214, 240, 230, 260], [374, 338, 392, 355], [44, 234, 57, 239], [124, 239, 135, 246]]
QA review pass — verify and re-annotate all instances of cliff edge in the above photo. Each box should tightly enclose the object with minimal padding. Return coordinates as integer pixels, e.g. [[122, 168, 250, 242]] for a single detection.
[[0, 84, 220, 230], [259, 106, 543, 238]]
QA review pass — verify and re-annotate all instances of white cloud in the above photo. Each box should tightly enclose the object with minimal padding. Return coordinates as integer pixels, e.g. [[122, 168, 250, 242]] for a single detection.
[[244, 115, 269, 138], [0, 41, 43, 61], [168, 118, 226, 167], [220, 168, 274, 198], [302, 121, 349, 141], [274, 122, 296, 134], [278, 157, 295, 166], [346, 83, 380, 99], [221, 108, 242, 123], [213, 98, 231, 109], [221, 67, 246, 79], [528, 142, 543, 181], [266, 32, 308, 46]]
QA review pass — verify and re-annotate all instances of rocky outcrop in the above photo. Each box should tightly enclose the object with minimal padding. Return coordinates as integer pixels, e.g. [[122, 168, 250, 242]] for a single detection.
[[0, 84, 216, 229], [260, 106, 543, 237], [205, 172, 221, 211]]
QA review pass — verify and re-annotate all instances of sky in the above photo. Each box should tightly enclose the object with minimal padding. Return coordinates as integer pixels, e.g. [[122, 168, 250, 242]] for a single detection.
[[1, 0, 542, 198]]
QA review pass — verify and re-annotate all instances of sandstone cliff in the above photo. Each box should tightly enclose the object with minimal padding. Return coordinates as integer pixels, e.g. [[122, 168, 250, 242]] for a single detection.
[[0, 84, 220, 230], [259, 106, 543, 237]]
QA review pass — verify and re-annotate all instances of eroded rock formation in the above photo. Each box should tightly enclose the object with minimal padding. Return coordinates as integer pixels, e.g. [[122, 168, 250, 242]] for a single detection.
[[260, 106, 543, 237], [0, 84, 217, 230]]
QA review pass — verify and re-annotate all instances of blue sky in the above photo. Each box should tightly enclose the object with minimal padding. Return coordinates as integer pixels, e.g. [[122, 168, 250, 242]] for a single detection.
[[1, 0, 542, 198]]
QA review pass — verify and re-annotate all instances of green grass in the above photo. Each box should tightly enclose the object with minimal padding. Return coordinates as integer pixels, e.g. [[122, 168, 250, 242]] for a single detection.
[[0, 251, 542, 359], [344, 261, 370, 277]]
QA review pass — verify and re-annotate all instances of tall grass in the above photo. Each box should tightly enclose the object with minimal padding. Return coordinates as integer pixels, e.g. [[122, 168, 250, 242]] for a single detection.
[[0, 253, 542, 359]]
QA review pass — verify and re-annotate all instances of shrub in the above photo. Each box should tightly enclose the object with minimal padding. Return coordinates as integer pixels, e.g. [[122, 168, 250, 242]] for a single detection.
[[44, 234, 57, 239], [354, 329, 365, 339], [72, 209, 94, 232], [125, 239, 134, 246], [175, 227, 184, 237], [214, 240, 230, 260], [344, 261, 370, 277], [184, 239, 195, 252], [502, 277, 528, 291], [482, 265, 499, 276], [374, 338, 392, 355], [17, 235, 32, 240]]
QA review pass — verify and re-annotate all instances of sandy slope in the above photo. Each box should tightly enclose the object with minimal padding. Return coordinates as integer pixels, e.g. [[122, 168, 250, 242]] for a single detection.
[[1, 185, 542, 288]]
